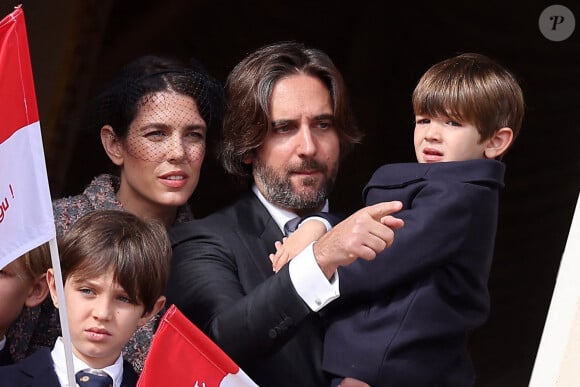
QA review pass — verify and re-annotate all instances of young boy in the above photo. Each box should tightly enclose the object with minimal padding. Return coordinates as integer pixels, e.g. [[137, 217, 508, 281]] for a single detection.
[[0, 243, 51, 366], [0, 210, 170, 386], [271, 53, 525, 386]]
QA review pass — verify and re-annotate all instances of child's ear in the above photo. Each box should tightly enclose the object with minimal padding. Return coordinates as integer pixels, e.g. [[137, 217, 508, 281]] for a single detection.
[[484, 127, 513, 159], [137, 296, 166, 327], [46, 269, 60, 309], [100, 125, 124, 166], [24, 273, 50, 308]]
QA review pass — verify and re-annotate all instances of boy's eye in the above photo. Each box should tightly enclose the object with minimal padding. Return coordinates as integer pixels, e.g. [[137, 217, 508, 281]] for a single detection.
[[416, 118, 430, 124], [79, 287, 94, 295], [117, 293, 137, 304], [446, 120, 463, 127]]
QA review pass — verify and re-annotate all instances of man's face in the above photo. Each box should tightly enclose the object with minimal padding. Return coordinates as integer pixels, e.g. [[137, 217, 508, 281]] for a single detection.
[[248, 74, 340, 215]]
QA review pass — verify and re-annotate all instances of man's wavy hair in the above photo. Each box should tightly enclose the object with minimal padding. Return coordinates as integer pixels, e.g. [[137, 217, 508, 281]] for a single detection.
[[220, 41, 363, 178]]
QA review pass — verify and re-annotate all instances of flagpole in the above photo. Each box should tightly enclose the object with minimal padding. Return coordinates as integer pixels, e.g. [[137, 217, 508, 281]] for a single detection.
[[0, 4, 76, 385], [49, 237, 76, 387]]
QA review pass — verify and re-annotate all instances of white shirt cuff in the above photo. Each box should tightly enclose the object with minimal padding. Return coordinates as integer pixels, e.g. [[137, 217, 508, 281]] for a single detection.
[[289, 242, 340, 312]]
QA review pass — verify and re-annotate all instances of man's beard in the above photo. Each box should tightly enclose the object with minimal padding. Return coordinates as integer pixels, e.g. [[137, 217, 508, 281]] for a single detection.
[[254, 158, 338, 211]]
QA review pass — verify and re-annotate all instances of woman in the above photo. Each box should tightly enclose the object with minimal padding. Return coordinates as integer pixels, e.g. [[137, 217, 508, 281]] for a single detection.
[[8, 54, 224, 373]]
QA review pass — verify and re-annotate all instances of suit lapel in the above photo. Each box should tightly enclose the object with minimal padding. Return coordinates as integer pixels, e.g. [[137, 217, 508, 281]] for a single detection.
[[121, 360, 139, 386], [18, 348, 61, 387], [234, 193, 285, 280]]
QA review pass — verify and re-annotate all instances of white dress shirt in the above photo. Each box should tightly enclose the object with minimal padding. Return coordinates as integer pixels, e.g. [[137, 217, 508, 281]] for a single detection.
[[252, 185, 340, 311], [51, 337, 123, 387]]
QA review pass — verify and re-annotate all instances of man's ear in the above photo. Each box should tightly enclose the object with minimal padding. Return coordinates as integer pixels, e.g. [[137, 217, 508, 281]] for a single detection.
[[46, 269, 59, 309], [24, 273, 50, 308], [242, 152, 253, 165], [100, 125, 124, 166], [484, 127, 513, 159], [137, 296, 166, 327]]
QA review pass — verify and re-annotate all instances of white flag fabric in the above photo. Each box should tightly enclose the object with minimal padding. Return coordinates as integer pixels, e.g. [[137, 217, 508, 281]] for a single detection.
[[0, 6, 55, 268]]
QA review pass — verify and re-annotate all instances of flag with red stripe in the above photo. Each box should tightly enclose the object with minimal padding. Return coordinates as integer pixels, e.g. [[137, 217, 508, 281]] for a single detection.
[[0, 5, 55, 269], [138, 305, 258, 387]]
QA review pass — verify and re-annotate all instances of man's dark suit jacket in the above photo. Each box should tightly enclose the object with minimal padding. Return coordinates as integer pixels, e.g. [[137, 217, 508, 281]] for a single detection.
[[167, 192, 329, 387], [0, 347, 139, 386], [323, 159, 505, 387], [0, 342, 14, 366]]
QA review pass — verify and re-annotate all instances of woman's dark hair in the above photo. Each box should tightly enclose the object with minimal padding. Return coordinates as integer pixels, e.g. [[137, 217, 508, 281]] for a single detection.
[[85, 54, 224, 139]]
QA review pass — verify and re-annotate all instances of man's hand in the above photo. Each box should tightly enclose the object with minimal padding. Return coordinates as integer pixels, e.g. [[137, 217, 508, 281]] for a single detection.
[[313, 201, 404, 279]]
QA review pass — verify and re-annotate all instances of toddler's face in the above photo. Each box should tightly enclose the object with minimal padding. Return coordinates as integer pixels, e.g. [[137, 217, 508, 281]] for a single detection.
[[414, 115, 486, 163]]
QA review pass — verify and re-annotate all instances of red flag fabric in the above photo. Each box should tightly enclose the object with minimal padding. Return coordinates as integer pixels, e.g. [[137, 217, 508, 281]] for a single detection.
[[0, 5, 55, 268], [138, 305, 258, 387]]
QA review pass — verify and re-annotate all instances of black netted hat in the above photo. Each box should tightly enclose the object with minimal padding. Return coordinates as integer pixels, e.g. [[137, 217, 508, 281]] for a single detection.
[[84, 54, 224, 137]]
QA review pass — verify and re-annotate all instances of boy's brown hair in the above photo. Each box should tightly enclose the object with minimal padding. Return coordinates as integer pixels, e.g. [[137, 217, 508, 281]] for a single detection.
[[57, 210, 171, 314], [412, 53, 524, 144]]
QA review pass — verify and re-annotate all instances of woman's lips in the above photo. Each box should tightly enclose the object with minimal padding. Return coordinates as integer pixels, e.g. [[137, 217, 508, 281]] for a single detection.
[[159, 172, 188, 188]]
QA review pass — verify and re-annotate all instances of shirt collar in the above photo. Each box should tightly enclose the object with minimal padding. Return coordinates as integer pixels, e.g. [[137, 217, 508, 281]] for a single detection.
[[0, 335, 6, 352], [252, 185, 329, 233], [51, 337, 124, 387]]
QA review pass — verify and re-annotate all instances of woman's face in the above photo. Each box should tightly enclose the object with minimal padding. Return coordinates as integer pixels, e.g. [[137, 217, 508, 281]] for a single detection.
[[114, 92, 206, 219]]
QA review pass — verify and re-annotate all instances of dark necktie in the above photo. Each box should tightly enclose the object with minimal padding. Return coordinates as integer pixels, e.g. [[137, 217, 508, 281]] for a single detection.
[[75, 369, 113, 387], [283, 216, 302, 236]]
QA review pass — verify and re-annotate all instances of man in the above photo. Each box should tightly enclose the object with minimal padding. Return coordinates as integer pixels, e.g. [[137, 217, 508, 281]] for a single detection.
[[167, 41, 403, 386]]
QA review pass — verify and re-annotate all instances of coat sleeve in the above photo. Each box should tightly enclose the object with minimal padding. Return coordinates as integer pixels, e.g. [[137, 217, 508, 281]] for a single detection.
[[339, 179, 493, 299], [166, 220, 314, 369]]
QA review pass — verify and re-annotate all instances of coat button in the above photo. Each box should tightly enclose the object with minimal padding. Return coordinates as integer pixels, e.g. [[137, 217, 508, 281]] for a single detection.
[[268, 328, 277, 338]]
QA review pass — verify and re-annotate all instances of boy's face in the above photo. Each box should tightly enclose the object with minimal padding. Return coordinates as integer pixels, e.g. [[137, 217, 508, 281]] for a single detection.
[[0, 260, 33, 336], [48, 268, 155, 369], [414, 115, 487, 163]]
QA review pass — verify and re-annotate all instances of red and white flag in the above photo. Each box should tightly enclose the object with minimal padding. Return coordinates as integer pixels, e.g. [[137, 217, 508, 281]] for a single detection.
[[0, 5, 55, 269], [138, 305, 258, 387]]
